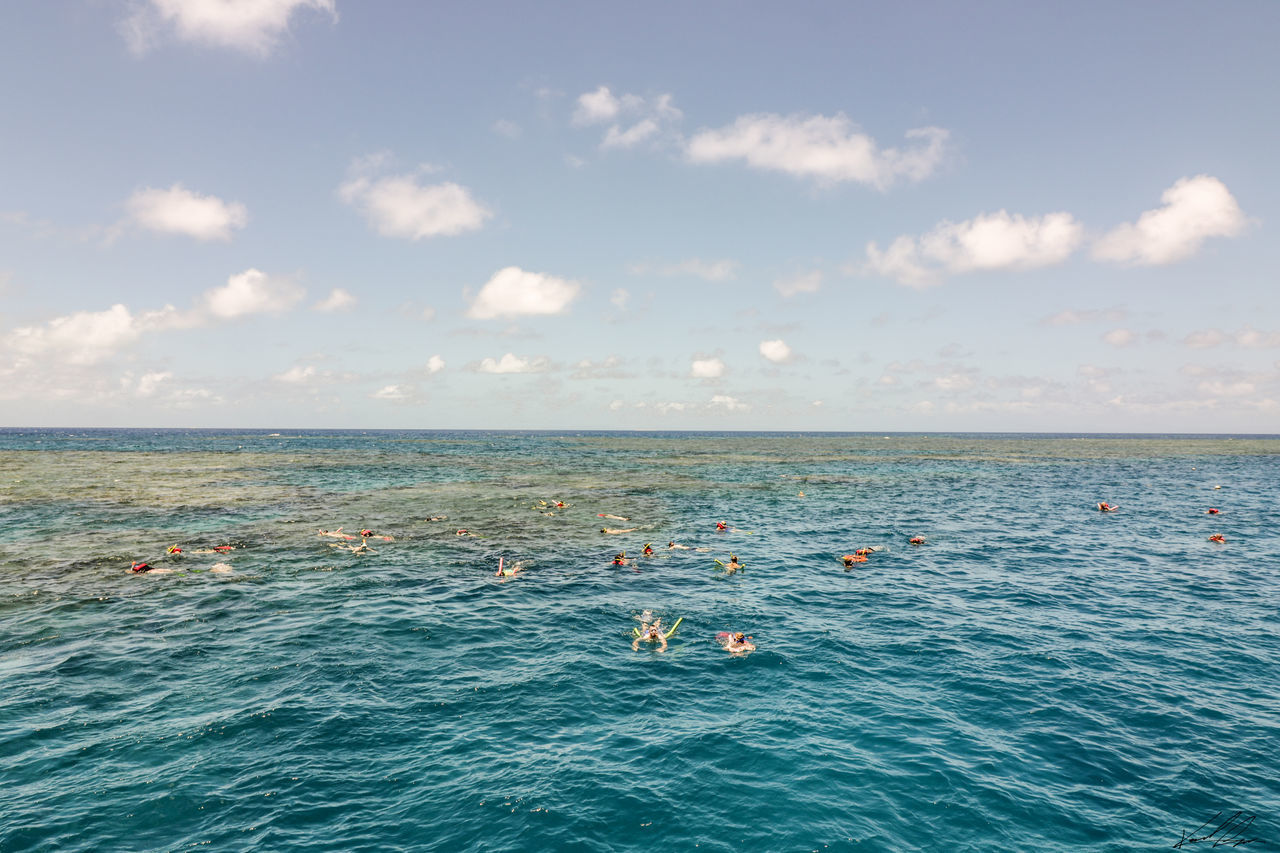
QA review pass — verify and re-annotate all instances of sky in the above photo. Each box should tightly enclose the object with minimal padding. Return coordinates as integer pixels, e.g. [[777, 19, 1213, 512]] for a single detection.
[[1, 1, 1277, 431]]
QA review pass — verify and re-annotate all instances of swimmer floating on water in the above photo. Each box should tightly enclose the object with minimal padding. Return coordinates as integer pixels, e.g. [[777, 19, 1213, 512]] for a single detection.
[[598, 513, 629, 521], [612, 551, 634, 567], [318, 528, 356, 540], [360, 529, 395, 541], [909, 536, 926, 546], [1097, 502, 1117, 512], [1206, 508, 1221, 515], [1208, 534, 1226, 543], [495, 557, 527, 579], [601, 527, 639, 534], [715, 554, 743, 574], [720, 631, 756, 655], [668, 541, 690, 550], [631, 613, 669, 652], [642, 543, 654, 556]]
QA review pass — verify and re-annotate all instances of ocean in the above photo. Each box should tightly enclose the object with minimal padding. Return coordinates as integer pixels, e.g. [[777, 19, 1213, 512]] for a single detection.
[[1, 429, 1277, 851]]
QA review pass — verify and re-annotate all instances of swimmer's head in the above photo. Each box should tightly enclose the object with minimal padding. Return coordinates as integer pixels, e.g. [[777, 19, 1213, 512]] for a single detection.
[[734, 632, 745, 642]]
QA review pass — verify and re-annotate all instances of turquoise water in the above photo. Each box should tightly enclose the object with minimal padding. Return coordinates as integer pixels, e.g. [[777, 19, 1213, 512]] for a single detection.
[[2, 429, 1278, 851]]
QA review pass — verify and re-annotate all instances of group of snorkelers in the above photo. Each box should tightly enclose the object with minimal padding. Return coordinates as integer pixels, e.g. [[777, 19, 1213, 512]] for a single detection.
[[1097, 497, 1231, 542], [629, 611, 753, 655]]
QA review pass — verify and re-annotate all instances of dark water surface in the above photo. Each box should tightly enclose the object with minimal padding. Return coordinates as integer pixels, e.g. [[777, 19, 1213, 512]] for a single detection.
[[2, 430, 1278, 851]]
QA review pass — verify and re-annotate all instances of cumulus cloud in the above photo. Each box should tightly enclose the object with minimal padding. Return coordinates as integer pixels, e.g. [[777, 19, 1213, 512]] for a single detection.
[[685, 113, 948, 189], [371, 384, 408, 400], [339, 170, 491, 241], [610, 288, 630, 310], [690, 357, 725, 379], [759, 339, 793, 363], [572, 86, 682, 149], [275, 365, 316, 383], [467, 266, 580, 319], [121, 0, 337, 56], [313, 287, 356, 312], [199, 268, 304, 318], [774, 270, 822, 297], [475, 353, 550, 374], [864, 210, 1084, 286], [1183, 327, 1280, 349], [573, 86, 621, 125], [125, 183, 247, 241], [6, 303, 187, 365], [1198, 380, 1256, 397], [426, 355, 445, 374], [134, 371, 173, 397], [1103, 328, 1137, 347], [1093, 176, 1248, 266], [709, 394, 748, 411], [629, 258, 738, 281]]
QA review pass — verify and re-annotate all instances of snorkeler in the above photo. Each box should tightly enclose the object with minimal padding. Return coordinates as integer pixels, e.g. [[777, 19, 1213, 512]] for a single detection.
[[318, 528, 356, 540], [715, 521, 728, 531], [1208, 534, 1226, 543], [426, 515, 448, 522], [495, 557, 526, 578], [723, 554, 743, 573], [841, 553, 867, 568], [1206, 508, 1221, 515], [455, 529, 474, 537], [359, 529, 395, 541], [1096, 502, 1117, 512], [909, 536, 926, 545], [612, 551, 634, 567], [631, 621, 668, 653], [598, 513, 629, 521], [720, 632, 755, 654], [642, 543, 654, 556], [601, 527, 639, 534], [668, 541, 690, 550], [166, 545, 183, 555], [329, 541, 377, 554]]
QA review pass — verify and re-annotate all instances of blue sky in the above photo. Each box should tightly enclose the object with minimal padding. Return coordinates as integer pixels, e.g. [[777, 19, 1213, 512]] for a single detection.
[[2, 1, 1277, 430]]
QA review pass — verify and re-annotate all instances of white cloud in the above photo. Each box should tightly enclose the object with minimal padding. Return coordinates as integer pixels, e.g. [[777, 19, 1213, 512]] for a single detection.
[[134, 371, 173, 397], [573, 87, 682, 149], [476, 353, 549, 374], [774, 270, 822, 297], [690, 357, 725, 379], [275, 365, 316, 383], [1103, 328, 1137, 347], [492, 119, 522, 138], [934, 373, 975, 391], [865, 210, 1084, 286], [1184, 329, 1226, 349], [573, 86, 620, 125], [709, 394, 748, 411], [467, 266, 580, 319], [340, 172, 491, 240], [199, 268, 304, 319], [421, 306, 436, 322], [125, 184, 247, 241], [6, 303, 187, 366], [685, 113, 948, 189], [1198, 380, 1255, 397], [759, 339, 793, 363], [631, 258, 738, 281], [426, 355, 445, 374], [313, 287, 356, 312], [1235, 328, 1280, 349], [1093, 175, 1248, 266], [121, 0, 337, 56], [610, 288, 630, 310], [371, 384, 407, 400]]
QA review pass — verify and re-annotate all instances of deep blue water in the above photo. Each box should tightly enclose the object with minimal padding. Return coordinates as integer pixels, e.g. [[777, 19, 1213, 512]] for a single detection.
[[2, 429, 1278, 851]]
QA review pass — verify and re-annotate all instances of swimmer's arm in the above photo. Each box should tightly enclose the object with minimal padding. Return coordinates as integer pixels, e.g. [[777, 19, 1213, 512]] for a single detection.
[[657, 636, 667, 653], [631, 637, 641, 651]]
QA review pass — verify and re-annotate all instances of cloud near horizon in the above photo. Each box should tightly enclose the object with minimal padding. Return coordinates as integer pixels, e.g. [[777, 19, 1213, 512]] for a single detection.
[[685, 113, 948, 189], [475, 353, 550, 374]]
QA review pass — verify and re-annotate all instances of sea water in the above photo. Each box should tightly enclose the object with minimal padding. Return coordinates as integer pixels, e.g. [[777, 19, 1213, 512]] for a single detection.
[[1, 430, 1277, 852]]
